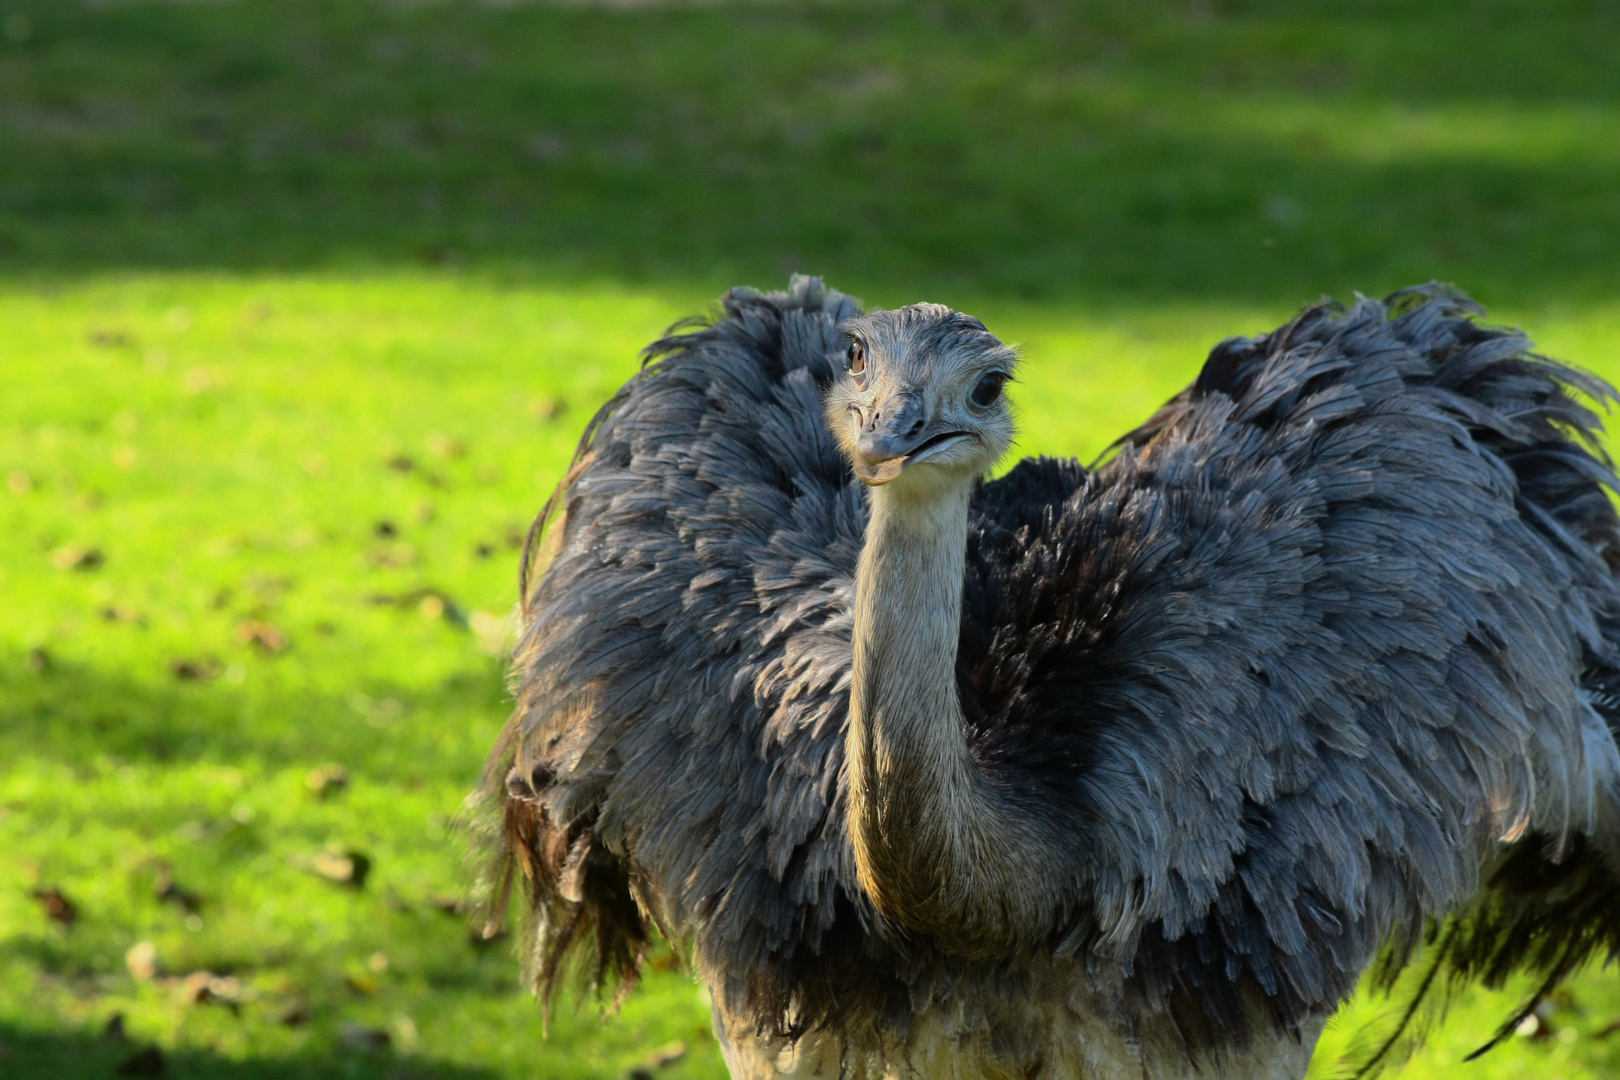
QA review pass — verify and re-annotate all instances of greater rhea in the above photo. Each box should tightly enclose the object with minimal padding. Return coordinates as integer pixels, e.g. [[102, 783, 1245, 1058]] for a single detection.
[[476, 278, 1620, 1079]]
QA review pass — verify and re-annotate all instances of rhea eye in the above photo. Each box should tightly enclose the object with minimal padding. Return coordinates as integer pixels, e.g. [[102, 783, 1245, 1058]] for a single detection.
[[847, 341, 868, 389], [970, 371, 1006, 408]]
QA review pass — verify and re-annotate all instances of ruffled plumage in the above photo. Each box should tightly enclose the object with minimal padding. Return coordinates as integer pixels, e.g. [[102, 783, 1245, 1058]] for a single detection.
[[471, 277, 1620, 1075]]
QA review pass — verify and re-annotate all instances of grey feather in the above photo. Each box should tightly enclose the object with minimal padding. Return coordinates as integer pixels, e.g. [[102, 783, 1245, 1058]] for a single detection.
[[469, 276, 1620, 1077]]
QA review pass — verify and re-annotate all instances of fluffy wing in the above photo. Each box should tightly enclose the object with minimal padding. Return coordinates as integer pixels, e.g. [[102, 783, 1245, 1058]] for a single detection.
[[475, 276, 879, 1027], [474, 276, 1091, 1035], [955, 286, 1620, 1056], [474, 278, 1620, 1062]]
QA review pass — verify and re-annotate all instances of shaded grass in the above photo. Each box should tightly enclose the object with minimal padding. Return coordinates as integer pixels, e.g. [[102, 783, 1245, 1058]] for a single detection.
[[2, 0, 1620, 303]]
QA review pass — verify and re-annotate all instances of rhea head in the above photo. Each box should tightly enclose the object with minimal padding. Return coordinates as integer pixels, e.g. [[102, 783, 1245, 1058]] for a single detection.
[[826, 304, 1019, 495]]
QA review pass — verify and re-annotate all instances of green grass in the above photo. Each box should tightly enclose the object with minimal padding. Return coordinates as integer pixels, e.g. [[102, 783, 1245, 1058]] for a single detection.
[[4, 1, 1620, 1077]]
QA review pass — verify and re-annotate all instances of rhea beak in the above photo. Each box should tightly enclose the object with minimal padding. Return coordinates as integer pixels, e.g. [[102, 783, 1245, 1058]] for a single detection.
[[852, 394, 973, 487]]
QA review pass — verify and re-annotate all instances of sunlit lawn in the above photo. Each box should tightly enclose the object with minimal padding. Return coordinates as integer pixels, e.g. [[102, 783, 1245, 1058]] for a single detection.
[[4, 1, 1620, 1077], [9, 275, 1620, 1080], [0, 275, 730, 1080]]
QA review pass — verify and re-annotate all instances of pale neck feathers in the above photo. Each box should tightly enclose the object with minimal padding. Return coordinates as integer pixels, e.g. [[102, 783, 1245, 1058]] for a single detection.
[[846, 482, 1060, 953]]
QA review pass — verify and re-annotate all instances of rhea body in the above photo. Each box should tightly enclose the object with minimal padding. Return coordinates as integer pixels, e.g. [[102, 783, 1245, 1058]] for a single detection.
[[480, 279, 1620, 1080]]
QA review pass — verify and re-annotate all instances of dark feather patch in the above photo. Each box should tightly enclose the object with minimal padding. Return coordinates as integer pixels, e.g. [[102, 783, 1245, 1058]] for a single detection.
[[470, 278, 1620, 1072]]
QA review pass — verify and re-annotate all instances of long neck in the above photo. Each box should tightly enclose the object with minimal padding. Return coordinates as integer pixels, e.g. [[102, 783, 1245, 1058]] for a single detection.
[[846, 482, 1057, 952]]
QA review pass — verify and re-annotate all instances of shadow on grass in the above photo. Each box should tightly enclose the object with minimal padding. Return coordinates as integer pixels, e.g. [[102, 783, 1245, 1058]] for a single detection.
[[0, 0, 1617, 305], [0, 650, 509, 773], [0, 1023, 501, 1080]]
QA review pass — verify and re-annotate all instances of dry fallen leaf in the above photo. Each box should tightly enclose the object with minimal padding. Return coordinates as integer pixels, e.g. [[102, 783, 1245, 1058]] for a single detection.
[[32, 886, 77, 927], [310, 849, 371, 888], [126, 941, 160, 981], [641, 1041, 688, 1070], [397, 588, 464, 626], [49, 544, 104, 571], [306, 763, 348, 799], [169, 657, 222, 681], [154, 867, 203, 914], [531, 396, 569, 422], [177, 971, 249, 1010], [100, 603, 144, 625], [368, 543, 418, 568], [208, 975, 247, 1005], [276, 999, 311, 1027], [177, 971, 213, 1004], [235, 620, 288, 653]]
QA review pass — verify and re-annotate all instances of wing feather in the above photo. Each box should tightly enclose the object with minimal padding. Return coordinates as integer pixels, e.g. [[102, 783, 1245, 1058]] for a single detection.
[[472, 280, 1620, 1065], [960, 285, 1620, 1058]]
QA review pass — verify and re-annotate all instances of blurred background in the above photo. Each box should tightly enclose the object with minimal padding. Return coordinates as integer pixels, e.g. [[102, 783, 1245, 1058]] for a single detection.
[[2, 1, 1618, 1077]]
